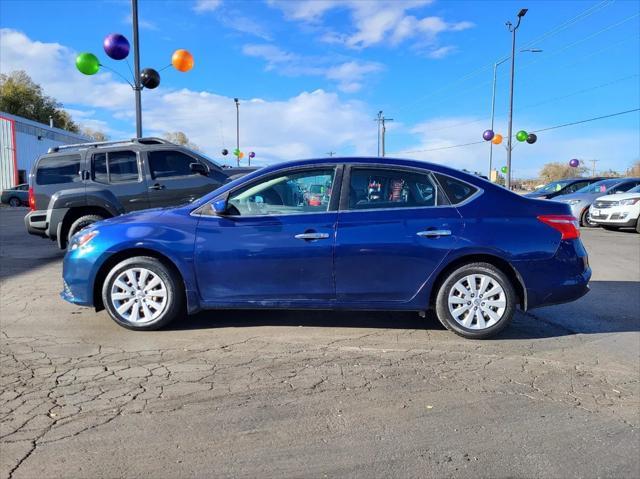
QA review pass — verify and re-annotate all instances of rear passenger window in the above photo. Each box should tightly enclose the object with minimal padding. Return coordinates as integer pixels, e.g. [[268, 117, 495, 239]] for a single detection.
[[36, 155, 81, 185], [348, 168, 447, 210], [148, 151, 197, 179], [92, 151, 139, 183], [434, 173, 478, 205]]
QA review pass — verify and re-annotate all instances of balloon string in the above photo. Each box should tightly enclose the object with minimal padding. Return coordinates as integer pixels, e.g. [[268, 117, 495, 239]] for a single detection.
[[100, 63, 134, 89], [158, 63, 173, 72], [125, 59, 135, 83]]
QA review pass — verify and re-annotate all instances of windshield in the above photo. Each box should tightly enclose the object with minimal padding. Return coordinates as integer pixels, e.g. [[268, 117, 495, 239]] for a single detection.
[[627, 185, 640, 194], [575, 179, 621, 194], [535, 179, 572, 194]]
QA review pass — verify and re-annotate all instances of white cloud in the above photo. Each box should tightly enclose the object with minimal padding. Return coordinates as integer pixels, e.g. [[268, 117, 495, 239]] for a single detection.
[[0, 29, 376, 164], [242, 43, 383, 92], [193, 0, 222, 13], [269, 0, 472, 54], [123, 13, 158, 31], [426, 45, 457, 59]]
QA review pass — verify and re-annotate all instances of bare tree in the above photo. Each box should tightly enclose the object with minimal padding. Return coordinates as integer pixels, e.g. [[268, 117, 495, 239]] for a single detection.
[[627, 161, 640, 177], [80, 127, 109, 142], [539, 162, 588, 182], [162, 131, 199, 150]]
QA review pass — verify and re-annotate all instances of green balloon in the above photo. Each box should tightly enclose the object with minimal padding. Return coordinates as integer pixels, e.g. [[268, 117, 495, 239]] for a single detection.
[[516, 130, 528, 142], [76, 53, 100, 75], [501, 166, 508, 174]]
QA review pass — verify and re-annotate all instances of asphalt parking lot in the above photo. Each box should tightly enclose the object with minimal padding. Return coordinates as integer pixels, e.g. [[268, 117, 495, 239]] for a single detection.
[[1, 206, 638, 478]]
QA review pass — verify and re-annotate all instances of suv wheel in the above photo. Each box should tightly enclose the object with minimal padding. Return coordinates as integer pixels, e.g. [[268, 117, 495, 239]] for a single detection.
[[9, 197, 21, 207], [435, 262, 516, 339], [68, 214, 105, 242], [102, 256, 184, 331]]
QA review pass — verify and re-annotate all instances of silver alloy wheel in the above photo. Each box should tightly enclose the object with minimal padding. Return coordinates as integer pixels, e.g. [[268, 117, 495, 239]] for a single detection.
[[447, 274, 507, 330], [110, 267, 168, 324]]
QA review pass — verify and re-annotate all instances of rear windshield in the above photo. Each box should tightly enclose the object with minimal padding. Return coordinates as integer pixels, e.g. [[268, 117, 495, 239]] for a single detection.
[[36, 155, 81, 185]]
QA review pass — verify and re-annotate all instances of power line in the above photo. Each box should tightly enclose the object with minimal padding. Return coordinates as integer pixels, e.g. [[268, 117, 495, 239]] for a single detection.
[[395, 108, 640, 154]]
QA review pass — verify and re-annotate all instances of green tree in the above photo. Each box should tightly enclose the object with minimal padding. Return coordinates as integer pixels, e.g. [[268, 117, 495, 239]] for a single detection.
[[539, 162, 588, 182], [0, 70, 78, 133], [162, 131, 199, 150]]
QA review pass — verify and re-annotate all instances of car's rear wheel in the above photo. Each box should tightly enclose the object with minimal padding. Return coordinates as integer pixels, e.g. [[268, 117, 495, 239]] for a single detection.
[[68, 214, 105, 243], [9, 197, 21, 207], [102, 256, 184, 330], [580, 208, 598, 228], [435, 263, 516, 339]]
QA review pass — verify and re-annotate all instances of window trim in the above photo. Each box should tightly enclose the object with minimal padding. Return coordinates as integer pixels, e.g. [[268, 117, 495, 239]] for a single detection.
[[91, 149, 142, 184], [339, 164, 479, 213], [193, 164, 344, 219], [147, 149, 204, 180]]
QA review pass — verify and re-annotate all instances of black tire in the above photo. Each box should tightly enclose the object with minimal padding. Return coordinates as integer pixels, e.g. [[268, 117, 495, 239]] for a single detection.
[[8, 197, 21, 207], [580, 208, 598, 228], [602, 226, 620, 231], [102, 256, 185, 331], [636, 218, 640, 234], [435, 262, 517, 339], [68, 214, 105, 242]]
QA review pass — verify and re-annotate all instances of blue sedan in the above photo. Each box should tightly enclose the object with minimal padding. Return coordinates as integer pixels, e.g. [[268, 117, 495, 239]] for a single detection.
[[61, 157, 590, 339]]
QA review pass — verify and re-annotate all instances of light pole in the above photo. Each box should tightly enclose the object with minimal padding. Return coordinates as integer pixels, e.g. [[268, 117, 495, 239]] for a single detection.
[[505, 8, 528, 190], [131, 0, 142, 138], [234, 98, 240, 167], [489, 47, 541, 179]]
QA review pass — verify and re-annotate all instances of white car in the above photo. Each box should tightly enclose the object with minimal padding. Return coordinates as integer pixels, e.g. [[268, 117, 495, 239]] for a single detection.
[[589, 185, 640, 233]]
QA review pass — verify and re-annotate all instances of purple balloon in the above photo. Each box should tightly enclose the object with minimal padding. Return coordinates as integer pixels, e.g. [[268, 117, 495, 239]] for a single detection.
[[103, 33, 130, 60], [569, 159, 580, 168], [482, 129, 494, 141], [249, 151, 255, 158]]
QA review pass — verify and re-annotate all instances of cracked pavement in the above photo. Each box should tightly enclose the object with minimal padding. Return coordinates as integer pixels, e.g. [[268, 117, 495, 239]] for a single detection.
[[1, 207, 639, 478]]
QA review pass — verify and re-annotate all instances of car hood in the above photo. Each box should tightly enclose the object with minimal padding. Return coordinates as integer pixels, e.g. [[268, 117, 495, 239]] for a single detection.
[[99, 207, 168, 227], [554, 193, 595, 202], [594, 192, 640, 202]]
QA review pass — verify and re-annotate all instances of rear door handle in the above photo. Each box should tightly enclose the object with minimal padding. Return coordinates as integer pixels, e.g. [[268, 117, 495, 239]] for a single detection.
[[294, 232, 330, 240], [417, 229, 452, 238], [148, 183, 165, 190]]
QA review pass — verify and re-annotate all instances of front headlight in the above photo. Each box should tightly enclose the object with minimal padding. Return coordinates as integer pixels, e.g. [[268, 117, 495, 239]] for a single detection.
[[70, 230, 99, 250], [620, 198, 640, 206], [564, 199, 581, 205]]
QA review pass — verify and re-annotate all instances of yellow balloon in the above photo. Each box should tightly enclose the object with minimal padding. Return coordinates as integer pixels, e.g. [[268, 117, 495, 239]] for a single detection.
[[492, 134, 503, 145]]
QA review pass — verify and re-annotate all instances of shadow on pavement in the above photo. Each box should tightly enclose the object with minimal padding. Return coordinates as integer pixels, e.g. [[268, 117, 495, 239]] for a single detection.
[[168, 280, 640, 339]]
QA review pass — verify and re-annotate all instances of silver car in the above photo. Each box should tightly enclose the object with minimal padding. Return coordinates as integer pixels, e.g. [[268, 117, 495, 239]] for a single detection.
[[555, 178, 640, 227]]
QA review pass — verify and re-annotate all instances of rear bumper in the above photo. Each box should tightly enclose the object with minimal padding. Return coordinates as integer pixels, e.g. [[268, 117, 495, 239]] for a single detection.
[[515, 239, 591, 310], [24, 210, 48, 237]]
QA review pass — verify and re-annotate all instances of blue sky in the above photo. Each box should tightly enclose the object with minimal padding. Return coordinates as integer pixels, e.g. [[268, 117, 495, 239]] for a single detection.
[[1, 0, 638, 177]]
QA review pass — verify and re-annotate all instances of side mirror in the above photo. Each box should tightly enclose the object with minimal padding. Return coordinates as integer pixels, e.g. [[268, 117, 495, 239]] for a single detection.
[[190, 163, 208, 176], [212, 198, 228, 215]]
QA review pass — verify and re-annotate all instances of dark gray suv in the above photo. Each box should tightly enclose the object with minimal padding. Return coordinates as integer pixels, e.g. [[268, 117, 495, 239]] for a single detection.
[[25, 137, 255, 248]]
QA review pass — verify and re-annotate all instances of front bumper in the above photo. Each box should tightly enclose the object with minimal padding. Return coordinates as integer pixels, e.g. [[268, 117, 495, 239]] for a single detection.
[[589, 205, 638, 227]]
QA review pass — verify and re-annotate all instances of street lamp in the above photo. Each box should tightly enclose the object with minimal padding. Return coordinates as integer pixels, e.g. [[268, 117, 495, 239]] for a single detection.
[[489, 47, 541, 178], [503, 8, 529, 190], [234, 98, 240, 167]]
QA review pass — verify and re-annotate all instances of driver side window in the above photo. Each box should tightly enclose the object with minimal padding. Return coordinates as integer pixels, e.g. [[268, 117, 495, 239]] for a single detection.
[[227, 168, 335, 216]]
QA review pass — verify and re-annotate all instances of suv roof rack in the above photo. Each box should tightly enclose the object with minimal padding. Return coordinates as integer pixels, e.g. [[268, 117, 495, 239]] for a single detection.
[[47, 137, 171, 153]]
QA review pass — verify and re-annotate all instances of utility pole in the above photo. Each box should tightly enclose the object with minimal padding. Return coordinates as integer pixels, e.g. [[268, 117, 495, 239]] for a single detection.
[[131, 0, 143, 138], [234, 98, 240, 167], [375, 111, 383, 156], [326, 151, 336, 157], [381, 115, 394, 157], [589, 159, 599, 177], [505, 8, 528, 190]]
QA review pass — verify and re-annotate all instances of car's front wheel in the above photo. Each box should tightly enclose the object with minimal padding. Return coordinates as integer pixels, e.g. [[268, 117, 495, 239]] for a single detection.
[[580, 208, 598, 228], [102, 256, 184, 330], [435, 262, 516, 339], [9, 197, 22, 207]]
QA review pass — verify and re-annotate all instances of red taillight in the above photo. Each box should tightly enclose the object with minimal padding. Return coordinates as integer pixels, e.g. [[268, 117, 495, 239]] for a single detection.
[[28, 187, 36, 211], [537, 215, 580, 240]]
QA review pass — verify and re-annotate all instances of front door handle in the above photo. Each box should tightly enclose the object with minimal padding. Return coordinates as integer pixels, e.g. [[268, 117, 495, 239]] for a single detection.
[[294, 232, 330, 240], [417, 229, 452, 238], [148, 183, 165, 190]]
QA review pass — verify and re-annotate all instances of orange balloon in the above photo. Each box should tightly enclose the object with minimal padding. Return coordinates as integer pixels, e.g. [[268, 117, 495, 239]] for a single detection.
[[492, 134, 503, 145], [172, 49, 194, 72], [239, 152, 244, 159]]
